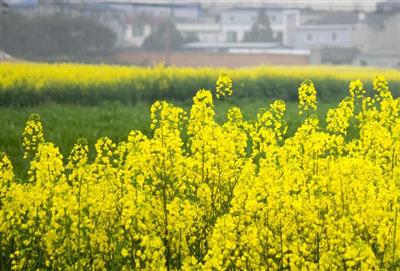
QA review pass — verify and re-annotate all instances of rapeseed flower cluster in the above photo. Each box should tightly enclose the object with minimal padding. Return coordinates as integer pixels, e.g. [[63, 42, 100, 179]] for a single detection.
[[22, 114, 44, 159], [216, 73, 233, 99], [1, 76, 400, 270], [298, 79, 317, 115]]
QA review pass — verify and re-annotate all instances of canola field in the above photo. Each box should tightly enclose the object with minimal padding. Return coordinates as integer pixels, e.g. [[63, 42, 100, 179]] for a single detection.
[[1, 74, 400, 270], [2, 62, 400, 106], [2, 100, 335, 178]]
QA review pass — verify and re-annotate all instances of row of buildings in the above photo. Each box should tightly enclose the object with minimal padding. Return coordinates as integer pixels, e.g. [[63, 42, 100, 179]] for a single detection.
[[4, 0, 400, 67]]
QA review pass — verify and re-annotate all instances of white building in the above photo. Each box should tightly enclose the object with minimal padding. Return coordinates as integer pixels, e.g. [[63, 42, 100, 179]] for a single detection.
[[121, 15, 157, 48], [294, 8, 400, 67], [295, 11, 360, 49], [266, 9, 300, 46], [176, 20, 222, 42], [176, 7, 300, 46], [353, 10, 400, 67], [295, 25, 355, 49]]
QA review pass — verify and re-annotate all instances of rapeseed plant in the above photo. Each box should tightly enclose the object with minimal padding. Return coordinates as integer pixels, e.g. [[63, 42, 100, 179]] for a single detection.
[[1, 76, 400, 270], [216, 73, 233, 99]]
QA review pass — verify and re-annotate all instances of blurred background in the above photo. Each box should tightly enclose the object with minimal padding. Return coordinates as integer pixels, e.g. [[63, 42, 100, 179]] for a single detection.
[[1, 0, 400, 68]]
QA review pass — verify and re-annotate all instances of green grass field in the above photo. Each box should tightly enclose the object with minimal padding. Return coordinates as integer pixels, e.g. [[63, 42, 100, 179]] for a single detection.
[[0, 100, 334, 177]]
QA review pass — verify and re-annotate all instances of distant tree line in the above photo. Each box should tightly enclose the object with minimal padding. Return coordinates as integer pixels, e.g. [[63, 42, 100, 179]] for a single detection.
[[0, 12, 116, 61]]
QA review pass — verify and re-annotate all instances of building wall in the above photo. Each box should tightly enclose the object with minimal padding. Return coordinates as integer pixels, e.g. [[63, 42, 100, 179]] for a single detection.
[[354, 13, 400, 54], [266, 10, 285, 25], [220, 24, 252, 42], [220, 9, 257, 25], [295, 25, 354, 48], [115, 51, 309, 67], [284, 11, 299, 46], [353, 55, 400, 68], [123, 24, 152, 48], [176, 23, 222, 42], [177, 21, 252, 43]]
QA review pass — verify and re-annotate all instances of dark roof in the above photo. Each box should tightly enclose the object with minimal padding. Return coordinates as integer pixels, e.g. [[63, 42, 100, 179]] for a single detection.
[[364, 13, 386, 28], [126, 14, 166, 25], [5, 0, 37, 7], [305, 11, 360, 25], [101, 1, 201, 9], [224, 5, 299, 12], [377, 1, 400, 12], [364, 11, 400, 27]]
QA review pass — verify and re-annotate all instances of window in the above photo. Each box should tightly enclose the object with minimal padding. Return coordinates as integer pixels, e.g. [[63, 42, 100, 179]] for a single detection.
[[132, 25, 144, 37], [307, 33, 313, 41], [332, 32, 337, 41], [226, 31, 237, 42]]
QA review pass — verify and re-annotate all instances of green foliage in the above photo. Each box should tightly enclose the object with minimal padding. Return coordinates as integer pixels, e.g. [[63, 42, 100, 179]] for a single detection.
[[141, 21, 184, 50], [243, 10, 275, 42], [0, 12, 116, 60]]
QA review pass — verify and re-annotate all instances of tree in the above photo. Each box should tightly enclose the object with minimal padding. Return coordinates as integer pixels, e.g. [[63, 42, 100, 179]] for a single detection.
[[243, 10, 275, 42], [0, 12, 116, 60], [141, 21, 184, 51]]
